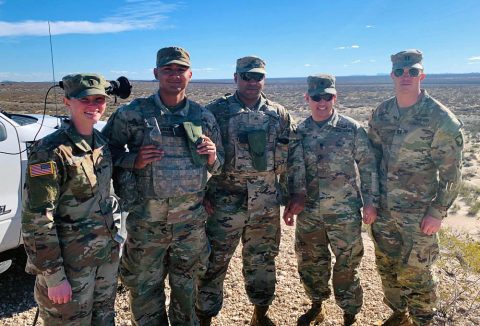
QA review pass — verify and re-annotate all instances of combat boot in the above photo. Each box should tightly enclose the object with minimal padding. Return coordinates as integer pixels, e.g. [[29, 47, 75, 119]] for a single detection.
[[199, 317, 212, 326], [250, 305, 275, 326], [343, 313, 357, 326], [380, 310, 412, 326], [297, 301, 325, 326]]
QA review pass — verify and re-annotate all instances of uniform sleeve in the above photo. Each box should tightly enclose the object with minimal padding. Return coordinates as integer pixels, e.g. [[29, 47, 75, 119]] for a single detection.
[[287, 128, 306, 195], [101, 109, 138, 169], [276, 107, 297, 202], [21, 147, 67, 288], [354, 126, 379, 207], [367, 109, 383, 170], [427, 122, 464, 219], [278, 106, 295, 148], [202, 109, 224, 175]]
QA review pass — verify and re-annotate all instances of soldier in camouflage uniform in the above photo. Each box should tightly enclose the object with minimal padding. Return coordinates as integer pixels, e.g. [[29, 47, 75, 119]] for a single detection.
[[368, 50, 464, 326], [284, 74, 379, 326], [22, 73, 120, 325], [195, 56, 295, 326], [102, 47, 223, 326]]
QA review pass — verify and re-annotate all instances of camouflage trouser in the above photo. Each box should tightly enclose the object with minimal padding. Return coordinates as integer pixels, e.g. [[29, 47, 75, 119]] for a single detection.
[[34, 260, 119, 326], [370, 210, 439, 325], [196, 176, 281, 317], [295, 211, 364, 315], [121, 194, 210, 326]]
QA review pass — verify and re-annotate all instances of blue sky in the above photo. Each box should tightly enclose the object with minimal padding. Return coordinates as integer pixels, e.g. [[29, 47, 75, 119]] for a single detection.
[[1, 0, 480, 82]]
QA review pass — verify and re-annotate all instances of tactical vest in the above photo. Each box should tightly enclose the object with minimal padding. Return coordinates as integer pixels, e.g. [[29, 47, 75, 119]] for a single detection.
[[218, 95, 284, 174], [135, 98, 207, 199]]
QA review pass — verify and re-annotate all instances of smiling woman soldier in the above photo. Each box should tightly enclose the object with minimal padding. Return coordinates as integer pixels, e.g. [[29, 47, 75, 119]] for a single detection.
[[22, 73, 120, 325]]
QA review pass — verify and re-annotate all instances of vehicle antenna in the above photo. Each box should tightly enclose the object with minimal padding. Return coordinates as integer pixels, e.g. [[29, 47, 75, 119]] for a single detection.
[[48, 21, 60, 122]]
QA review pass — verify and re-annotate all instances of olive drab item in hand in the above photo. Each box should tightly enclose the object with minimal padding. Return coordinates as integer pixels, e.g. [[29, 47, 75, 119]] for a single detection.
[[183, 121, 208, 167]]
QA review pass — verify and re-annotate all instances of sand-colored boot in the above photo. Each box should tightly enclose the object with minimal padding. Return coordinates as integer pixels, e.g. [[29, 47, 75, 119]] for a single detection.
[[297, 301, 325, 326], [378, 310, 413, 326], [250, 305, 275, 326]]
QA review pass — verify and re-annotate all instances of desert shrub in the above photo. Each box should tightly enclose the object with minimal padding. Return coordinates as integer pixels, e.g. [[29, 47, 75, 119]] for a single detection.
[[436, 229, 480, 325], [457, 183, 480, 216]]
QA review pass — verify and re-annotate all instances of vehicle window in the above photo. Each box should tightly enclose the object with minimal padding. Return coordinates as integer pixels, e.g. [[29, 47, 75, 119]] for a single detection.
[[9, 114, 38, 126], [0, 121, 6, 141]]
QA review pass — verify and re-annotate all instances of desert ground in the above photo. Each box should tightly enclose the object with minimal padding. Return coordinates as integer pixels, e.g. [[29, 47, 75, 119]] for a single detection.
[[0, 77, 479, 325]]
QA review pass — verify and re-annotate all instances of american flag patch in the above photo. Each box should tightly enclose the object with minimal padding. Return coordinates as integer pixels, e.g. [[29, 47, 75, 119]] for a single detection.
[[29, 162, 55, 177]]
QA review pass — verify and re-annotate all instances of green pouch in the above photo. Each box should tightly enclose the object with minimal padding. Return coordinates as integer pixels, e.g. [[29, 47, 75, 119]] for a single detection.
[[183, 121, 207, 166], [247, 129, 267, 171]]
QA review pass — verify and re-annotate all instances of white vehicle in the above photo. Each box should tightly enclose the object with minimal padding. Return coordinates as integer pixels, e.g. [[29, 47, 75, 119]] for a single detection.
[[0, 110, 124, 273]]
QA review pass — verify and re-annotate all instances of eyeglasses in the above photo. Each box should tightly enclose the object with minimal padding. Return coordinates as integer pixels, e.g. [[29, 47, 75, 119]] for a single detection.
[[239, 72, 265, 82], [310, 93, 334, 102], [393, 67, 421, 78]]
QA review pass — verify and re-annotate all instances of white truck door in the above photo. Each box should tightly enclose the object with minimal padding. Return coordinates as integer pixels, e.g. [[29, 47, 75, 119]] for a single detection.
[[0, 116, 23, 253]]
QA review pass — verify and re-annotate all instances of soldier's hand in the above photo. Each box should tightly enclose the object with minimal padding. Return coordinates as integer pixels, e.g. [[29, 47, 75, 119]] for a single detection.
[[48, 280, 72, 304], [282, 209, 295, 226], [203, 196, 214, 215], [134, 145, 164, 169], [421, 214, 442, 235], [196, 135, 217, 165], [283, 193, 305, 226], [362, 205, 377, 224]]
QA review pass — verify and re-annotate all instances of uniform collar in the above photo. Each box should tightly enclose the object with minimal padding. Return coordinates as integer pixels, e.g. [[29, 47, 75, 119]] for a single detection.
[[308, 110, 339, 129], [233, 91, 267, 111], [393, 89, 428, 118], [65, 123, 106, 153], [154, 92, 190, 117]]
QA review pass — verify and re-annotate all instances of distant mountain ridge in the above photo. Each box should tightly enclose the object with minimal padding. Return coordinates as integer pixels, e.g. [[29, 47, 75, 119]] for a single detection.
[[3, 73, 480, 85], [191, 73, 480, 85]]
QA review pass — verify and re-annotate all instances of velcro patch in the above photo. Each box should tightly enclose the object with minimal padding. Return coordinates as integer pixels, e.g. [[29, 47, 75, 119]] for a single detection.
[[455, 134, 463, 147], [29, 162, 55, 177]]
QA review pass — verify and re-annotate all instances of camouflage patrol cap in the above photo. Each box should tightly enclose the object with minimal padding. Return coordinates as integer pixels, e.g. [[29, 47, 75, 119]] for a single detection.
[[156, 46, 191, 67], [236, 56, 266, 74], [307, 74, 337, 96], [391, 49, 423, 69], [61, 73, 109, 99]]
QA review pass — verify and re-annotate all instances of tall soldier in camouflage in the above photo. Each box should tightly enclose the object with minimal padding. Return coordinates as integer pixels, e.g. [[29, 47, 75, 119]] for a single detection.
[[368, 49, 464, 326], [196, 56, 295, 326], [102, 46, 223, 326], [22, 73, 120, 325], [284, 74, 379, 326]]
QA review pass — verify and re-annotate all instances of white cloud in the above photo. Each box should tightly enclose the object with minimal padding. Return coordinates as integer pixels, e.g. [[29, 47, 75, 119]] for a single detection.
[[366, 25, 375, 28], [468, 56, 480, 61], [335, 45, 360, 50], [0, 0, 177, 37], [369, 59, 376, 63], [0, 71, 51, 81], [304, 64, 312, 67], [352, 59, 361, 64]]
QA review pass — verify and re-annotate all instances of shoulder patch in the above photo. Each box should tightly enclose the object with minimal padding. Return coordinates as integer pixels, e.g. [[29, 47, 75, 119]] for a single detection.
[[455, 134, 463, 147], [29, 162, 55, 177]]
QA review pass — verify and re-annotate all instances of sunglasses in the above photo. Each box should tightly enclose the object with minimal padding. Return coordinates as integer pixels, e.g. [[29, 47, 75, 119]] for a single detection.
[[310, 93, 334, 102], [239, 72, 265, 82], [393, 67, 421, 78]]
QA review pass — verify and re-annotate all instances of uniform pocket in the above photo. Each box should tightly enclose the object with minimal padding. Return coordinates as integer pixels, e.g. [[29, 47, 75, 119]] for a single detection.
[[66, 157, 95, 202]]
